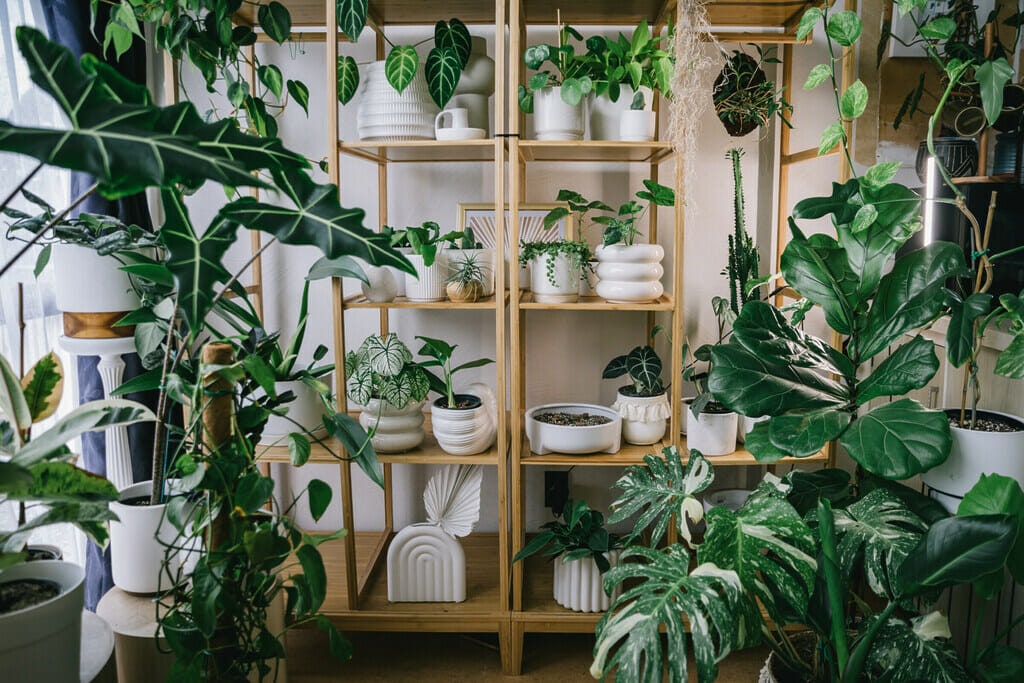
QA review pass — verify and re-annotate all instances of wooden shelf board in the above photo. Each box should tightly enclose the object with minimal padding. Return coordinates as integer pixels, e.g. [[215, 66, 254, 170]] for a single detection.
[[237, 1, 496, 27], [339, 139, 497, 163], [343, 292, 508, 309], [518, 140, 672, 164], [680, 437, 830, 466], [519, 292, 673, 311], [257, 414, 504, 465], [520, 436, 668, 466], [951, 173, 1019, 185]]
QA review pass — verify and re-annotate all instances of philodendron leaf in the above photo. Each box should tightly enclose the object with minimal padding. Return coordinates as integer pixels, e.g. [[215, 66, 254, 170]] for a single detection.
[[14, 399, 155, 467], [592, 545, 758, 683], [862, 614, 968, 682], [841, 399, 950, 479], [220, 167, 415, 275], [336, 55, 360, 105], [425, 46, 462, 109], [336, 0, 368, 40], [20, 351, 62, 423], [385, 45, 419, 93], [977, 58, 1014, 126], [958, 474, 1024, 587], [840, 79, 868, 119], [856, 335, 939, 405], [364, 333, 412, 376], [831, 488, 927, 599]]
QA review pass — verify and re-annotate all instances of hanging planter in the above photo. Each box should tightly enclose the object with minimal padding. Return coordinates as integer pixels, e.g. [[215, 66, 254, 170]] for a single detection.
[[712, 46, 792, 138]]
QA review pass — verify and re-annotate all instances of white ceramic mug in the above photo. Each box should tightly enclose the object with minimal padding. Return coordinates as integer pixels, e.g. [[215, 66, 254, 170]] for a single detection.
[[435, 107, 470, 132]]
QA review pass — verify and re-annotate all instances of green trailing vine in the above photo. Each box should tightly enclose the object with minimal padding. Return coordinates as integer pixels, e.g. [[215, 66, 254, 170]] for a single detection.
[[518, 239, 594, 287]]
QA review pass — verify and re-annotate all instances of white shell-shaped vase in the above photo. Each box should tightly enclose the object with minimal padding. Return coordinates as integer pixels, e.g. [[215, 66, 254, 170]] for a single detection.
[[424, 465, 483, 538], [553, 551, 620, 612], [387, 524, 466, 602], [431, 383, 497, 455]]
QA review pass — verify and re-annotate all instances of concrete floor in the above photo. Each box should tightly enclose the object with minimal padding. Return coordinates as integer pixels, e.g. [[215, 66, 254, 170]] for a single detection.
[[287, 629, 771, 681]]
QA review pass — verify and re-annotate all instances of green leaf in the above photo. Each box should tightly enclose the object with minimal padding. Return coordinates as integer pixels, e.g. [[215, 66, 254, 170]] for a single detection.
[[425, 46, 462, 109], [592, 545, 758, 683], [560, 76, 593, 106], [863, 161, 902, 188], [434, 19, 471, 68], [975, 644, 1024, 683], [385, 46, 419, 93], [1, 461, 118, 503], [781, 228, 861, 334], [784, 468, 853, 517], [529, 72, 551, 91], [336, 56, 360, 105], [602, 354, 629, 379], [840, 79, 868, 119], [804, 63, 832, 90], [295, 544, 328, 614], [258, 65, 284, 98], [862, 615, 969, 682], [856, 335, 939, 405], [995, 333, 1024, 378], [827, 10, 862, 47], [959, 474, 1024, 586], [258, 1, 292, 44], [307, 478, 332, 521], [767, 408, 851, 458], [818, 121, 844, 155], [190, 562, 221, 637], [336, 0, 368, 41], [287, 79, 310, 114], [306, 254, 368, 283], [849, 203, 878, 234], [840, 399, 950, 479], [919, 17, 957, 40], [517, 84, 534, 113], [324, 412, 383, 488], [977, 58, 1014, 126], [317, 615, 354, 660], [364, 333, 412, 376], [14, 398, 154, 467], [741, 420, 791, 463], [227, 80, 248, 108], [796, 8, 822, 42], [21, 352, 62, 422]]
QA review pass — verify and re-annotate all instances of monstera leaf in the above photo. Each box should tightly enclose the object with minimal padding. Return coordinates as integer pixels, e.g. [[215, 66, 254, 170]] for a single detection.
[[861, 614, 969, 682], [592, 545, 759, 683]]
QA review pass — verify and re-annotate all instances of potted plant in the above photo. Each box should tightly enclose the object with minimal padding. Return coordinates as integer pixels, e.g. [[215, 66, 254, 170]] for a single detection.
[[711, 44, 792, 137], [618, 91, 657, 142], [446, 251, 486, 303], [602, 331, 670, 445], [446, 227, 494, 298], [518, 21, 598, 140], [415, 336, 496, 456], [346, 333, 431, 454], [513, 499, 625, 613], [518, 238, 594, 303], [588, 20, 673, 140], [525, 403, 622, 455], [682, 310, 739, 458], [390, 221, 464, 302], [0, 351, 153, 681]]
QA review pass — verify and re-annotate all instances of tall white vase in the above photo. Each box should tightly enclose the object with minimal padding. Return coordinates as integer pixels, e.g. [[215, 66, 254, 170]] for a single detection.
[[552, 551, 620, 612], [451, 36, 495, 133], [357, 61, 438, 141], [533, 87, 586, 141], [405, 251, 448, 302]]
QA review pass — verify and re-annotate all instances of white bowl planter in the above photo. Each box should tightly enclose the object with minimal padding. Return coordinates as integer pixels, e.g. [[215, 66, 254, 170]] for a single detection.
[[0, 560, 84, 682], [533, 86, 586, 140], [594, 244, 664, 303], [611, 390, 670, 445], [685, 401, 739, 456], [590, 85, 652, 140], [430, 384, 497, 456], [449, 247, 496, 296], [525, 403, 622, 455], [530, 253, 580, 303], [357, 61, 438, 141], [921, 409, 1024, 513], [553, 551, 621, 612], [360, 398, 425, 453], [405, 251, 448, 302], [260, 379, 328, 445]]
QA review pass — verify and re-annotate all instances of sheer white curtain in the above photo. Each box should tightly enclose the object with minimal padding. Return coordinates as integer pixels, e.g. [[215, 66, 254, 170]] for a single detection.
[[0, 0, 85, 565]]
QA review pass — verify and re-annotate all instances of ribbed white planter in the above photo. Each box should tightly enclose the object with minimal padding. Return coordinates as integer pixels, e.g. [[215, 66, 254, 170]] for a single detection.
[[51, 244, 141, 314], [0, 560, 84, 682], [360, 398, 425, 453], [589, 85, 652, 140], [431, 384, 497, 456], [530, 253, 580, 303], [611, 390, 670, 445], [594, 244, 664, 303], [448, 247, 496, 296], [405, 251, 448, 302], [261, 379, 328, 445], [685, 402, 738, 456], [357, 61, 438, 141], [387, 524, 466, 603], [553, 551, 620, 612], [533, 86, 586, 140], [921, 409, 1024, 513]]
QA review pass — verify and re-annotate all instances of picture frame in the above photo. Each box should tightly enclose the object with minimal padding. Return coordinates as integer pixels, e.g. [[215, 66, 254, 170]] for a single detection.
[[456, 203, 575, 250]]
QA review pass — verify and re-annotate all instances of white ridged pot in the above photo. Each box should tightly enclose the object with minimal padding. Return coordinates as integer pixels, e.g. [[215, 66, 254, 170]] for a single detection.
[[357, 61, 438, 141], [553, 551, 621, 612], [533, 86, 586, 140], [530, 253, 580, 303], [430, 383, 497, 455], [525, 403, 622, 455], [391, 246, 413, 297], [594, 244, 664, 303], [921, 409, 1024, 513], [360, 264, 398, 303], [0, 560, 84, 682], [360, 398, 425, 453], [405, 251, 448, 302], [449, 247, 496, 296], [590, 85, 652, 140], [261, 379, 328, 445], [51, 244, 141, 314], [109, 481, 197, 594], [450, 36, 495, 133], [611, 390, 670, 445], [685, 401, 738, 456]]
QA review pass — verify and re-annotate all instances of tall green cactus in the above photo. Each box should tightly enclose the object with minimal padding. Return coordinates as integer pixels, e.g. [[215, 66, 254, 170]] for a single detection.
[[726, 148, 760, 315]]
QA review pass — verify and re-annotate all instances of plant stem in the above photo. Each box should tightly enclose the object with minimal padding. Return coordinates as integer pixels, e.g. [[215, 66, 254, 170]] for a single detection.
[[0, 182, 97, 281], [150, 317, 178, 506], [0, 161, 45, 214], [817, 499, 849, 676], [843, 600, 898, 682]]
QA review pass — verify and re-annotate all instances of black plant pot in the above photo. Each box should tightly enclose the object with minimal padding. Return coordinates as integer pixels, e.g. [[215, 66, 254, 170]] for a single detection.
[[915, 137, 978, 183]]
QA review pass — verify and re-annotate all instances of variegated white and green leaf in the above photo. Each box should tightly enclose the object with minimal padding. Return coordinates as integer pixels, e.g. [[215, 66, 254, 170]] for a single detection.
[[346, 365, 374, 405], [364, 333, 412, 377], [380, 373, 413, 407], [862, 615, 969, 682]]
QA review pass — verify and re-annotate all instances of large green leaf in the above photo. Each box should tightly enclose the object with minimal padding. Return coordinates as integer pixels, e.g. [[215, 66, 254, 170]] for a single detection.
[[784, 468, 853, 516], [424, 46, 462, 109], [730, 301, 855, 378], [21, 352, 62, 423], [856, 335, 939, 405], [0, 501, 117, 549], [336, 0, 368, 40], [959, 474, 1024, 586], [323, 412, 383, 488], [781, 227, 862, 334], [1, 461, 119, 503], [592, 545, 758, 683], [896, 514, 1018, 597], [855, 242, 967, 361], [977, 58, 1014, 126], [14, 399, 154, 467], [766, 408, 850, 458], [840, 399, 950, 478], [831, 488, 926, 599], [607, 447, 714, 546], [363, 333, 412, 377], [0, 354, 30, 448], [739, 420, 791, 463], [220, 168, 415, 274], [699, 477, 817, 622], [384, 46, 419, 93], [862, 614, 969, 682], [336, 55, 360, 105], [434, 19, 472, 68]]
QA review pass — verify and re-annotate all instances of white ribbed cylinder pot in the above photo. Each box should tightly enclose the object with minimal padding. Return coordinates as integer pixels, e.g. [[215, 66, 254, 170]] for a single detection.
[[594, 244, 664, 303], [612, 390, 670, 445], [360, 399, 425, 453], [390, 246, 413, 297], [552, 551, 620, 612], [685, 403, 739, 457], [530, 253, 580, 303], [405, 251, 448, 302], [533, 87, 586, 140], [589, 85, 652, 140], [357, 61, 438, 141]]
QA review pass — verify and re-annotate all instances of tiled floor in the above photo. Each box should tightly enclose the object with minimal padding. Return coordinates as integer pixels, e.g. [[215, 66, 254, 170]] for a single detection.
[[287, 629, 770, 681]]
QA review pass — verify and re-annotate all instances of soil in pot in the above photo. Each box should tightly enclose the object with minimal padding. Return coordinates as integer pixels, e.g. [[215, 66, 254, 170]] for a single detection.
[[25, 546, 61, 562], [435, 394, 482, 410], [0, 579, 60, 614], [533, 412, 612, 426], [948, 411, 1023, 433]]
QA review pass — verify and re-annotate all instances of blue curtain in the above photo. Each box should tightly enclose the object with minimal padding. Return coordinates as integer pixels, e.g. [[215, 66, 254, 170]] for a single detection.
[[40, 0, 158, 610]]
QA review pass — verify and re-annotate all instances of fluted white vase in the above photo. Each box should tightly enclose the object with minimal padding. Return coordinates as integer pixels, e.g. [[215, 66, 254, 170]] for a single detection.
[[553, 551, 620, 612], [357, 61, 438, 141], [405, 251, 448, 302]]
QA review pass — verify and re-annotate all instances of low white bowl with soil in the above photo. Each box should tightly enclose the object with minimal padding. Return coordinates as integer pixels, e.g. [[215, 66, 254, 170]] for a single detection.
[[920, 408, 1024, 513], [525, 404, 622, 455], [430, 384, 497, 456]]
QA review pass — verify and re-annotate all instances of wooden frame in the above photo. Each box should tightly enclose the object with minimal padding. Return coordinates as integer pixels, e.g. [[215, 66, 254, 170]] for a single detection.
[[457, 202, 576, 244]]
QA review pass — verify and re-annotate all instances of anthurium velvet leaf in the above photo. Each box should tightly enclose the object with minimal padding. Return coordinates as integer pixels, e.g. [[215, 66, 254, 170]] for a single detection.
[[839, 399, 950, 479]]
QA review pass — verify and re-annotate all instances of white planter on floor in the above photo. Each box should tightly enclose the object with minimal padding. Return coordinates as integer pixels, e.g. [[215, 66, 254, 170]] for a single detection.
[[685, 401, 738, 456], [430, 384, 497, 455], [533, 86, 586, 140], [530, 253, 580, 303], [612, 390, 670, 445], [553, 551, 620, 612], [0, 560, 84, 682], [405, 251, 448, 302], [589, 85, 652, 140], [594, 244, 664, 303], [360, 398, 425, 453]]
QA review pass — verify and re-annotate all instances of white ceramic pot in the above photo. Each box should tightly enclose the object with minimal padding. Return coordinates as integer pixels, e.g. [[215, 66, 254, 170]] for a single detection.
[[405, 251, 448, 302], [109, 481, 196, 594], [530, 253, 580, 303], [702, 488, 752, 513], [51, 243, 141, 313], [360, 264, 398, 302], [448, 247, 495, 296], [685, 402, 739, 457], [0, 560, 84, 682], [533, 86, 586, 141], [589, 85, 652, 140], [431, 384, 497, 455], [261, 379, 329, 445], [451, 36, 494, 133], [552, 550, 620, 612], [525, 403, 622, 455], [921, 409, 1024, 513], [360, 398, 425, 453], [619, 109, 657, 142], [737, 414, 769, 444], [578, 262, 599, 297], [594, 244, 665, 303], [611, 390, 670, 445], [357, 61, 438, 141]]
